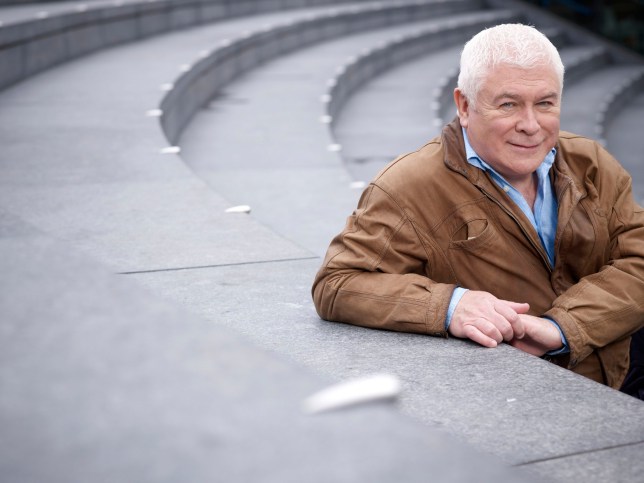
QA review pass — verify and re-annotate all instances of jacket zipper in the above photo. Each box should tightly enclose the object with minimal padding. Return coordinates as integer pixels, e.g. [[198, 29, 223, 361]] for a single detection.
[[478, 185, 555, 272]]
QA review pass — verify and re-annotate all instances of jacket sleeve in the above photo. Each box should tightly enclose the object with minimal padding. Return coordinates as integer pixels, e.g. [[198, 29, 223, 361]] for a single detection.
[[545, 151, 644, 368], [312, 183, 456, 336]]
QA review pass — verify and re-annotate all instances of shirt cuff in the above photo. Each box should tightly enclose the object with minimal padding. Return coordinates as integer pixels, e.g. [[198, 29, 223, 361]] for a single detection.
[[445, 287, 468, 330], [543, 317, 570, 355]]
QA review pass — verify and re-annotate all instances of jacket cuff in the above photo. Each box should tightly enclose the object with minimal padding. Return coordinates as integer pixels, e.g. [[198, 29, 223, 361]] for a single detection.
[[544, 307, 587, 369], [427, 283, 458, 337]]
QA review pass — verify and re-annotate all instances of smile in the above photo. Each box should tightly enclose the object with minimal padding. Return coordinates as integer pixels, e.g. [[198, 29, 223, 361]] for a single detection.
[[509, 142, 540, 150]]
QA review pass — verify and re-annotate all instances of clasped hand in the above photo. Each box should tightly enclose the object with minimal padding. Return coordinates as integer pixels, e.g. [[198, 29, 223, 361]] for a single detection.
[[448, 290, 562, 356]]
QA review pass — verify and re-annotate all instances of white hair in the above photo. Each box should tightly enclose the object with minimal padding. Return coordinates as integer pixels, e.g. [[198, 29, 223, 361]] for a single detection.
[[457, 24, 565, 108]]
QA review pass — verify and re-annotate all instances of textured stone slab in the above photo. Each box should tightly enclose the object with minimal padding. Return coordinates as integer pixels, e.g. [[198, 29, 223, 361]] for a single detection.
[[177, 15, 499, 255], [131, 258, 644, 474], [0, 178, 313, 273], [524, 442, 644, 483], [0, 214, 538, 483], [605, 91, 644, 204]]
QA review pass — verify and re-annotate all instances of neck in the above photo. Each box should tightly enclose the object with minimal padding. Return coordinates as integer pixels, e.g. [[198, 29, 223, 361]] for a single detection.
[[513, 172, 538, 209]]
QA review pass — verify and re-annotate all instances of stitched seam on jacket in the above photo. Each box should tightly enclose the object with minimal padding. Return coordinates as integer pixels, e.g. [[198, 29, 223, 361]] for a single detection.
[[324, 185, 375, 267], [370, 184, 436, 333], [368, 184, 421, 271], [336, 289, 428, 307]]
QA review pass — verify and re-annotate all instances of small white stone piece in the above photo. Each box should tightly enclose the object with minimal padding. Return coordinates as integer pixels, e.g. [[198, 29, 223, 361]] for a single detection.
[[327, 143, 342, 152], [350, 181, 366, 189], [159, 83, 174, 92], [320, 94, 332, 103], [319, 115, 332, 124], [145, 109, 163, 117], [160, 146, 180, 154], [225, 205, 251, 214], [179, 63, 192, 73], [303, 374, 401, 414], [506, 398, 517, 403]]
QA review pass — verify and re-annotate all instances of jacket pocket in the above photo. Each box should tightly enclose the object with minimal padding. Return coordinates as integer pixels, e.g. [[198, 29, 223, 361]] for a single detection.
[[449, 219, 498, 251]]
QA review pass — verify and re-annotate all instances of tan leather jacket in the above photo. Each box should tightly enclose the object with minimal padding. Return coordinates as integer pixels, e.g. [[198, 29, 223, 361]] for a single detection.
[[312, 118, 644, 388]]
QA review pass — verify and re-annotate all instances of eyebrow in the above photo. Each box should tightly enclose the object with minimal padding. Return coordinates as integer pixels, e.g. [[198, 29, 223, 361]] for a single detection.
[[493, 91, 559, 103]]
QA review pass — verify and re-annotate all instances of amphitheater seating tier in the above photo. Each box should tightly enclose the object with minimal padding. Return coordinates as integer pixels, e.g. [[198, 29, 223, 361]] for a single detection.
[[1, 1, 643, 481]]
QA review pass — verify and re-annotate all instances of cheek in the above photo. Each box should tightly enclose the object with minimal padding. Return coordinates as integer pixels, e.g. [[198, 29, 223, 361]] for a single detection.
[[544, 122, 560, 145], [541, 115, 560, 133]]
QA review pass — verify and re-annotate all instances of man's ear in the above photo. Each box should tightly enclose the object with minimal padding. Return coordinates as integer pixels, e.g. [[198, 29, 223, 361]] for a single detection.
[[453, 88, 469, 128]]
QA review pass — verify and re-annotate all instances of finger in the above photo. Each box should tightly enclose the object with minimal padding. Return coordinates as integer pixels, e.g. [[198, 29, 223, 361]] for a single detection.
[[499, 300, 530, 314], [463, 324, 498, 348], [472, 318, 504, 345], [488, 311, 515, 341], [494, 300, 530, 340], [509, 317, 526, 339]]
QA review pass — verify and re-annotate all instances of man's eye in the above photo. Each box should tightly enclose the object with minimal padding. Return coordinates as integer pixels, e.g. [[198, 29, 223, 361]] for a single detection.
[[500, 102, 515, 109]]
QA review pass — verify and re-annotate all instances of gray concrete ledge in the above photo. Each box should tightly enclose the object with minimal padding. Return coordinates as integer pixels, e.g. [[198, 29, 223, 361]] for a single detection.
[[595, 69, 644, 144], [159, 0, 485, 144], [0, 0, 377, 91], [323, 9, 518, 135], [0, 212, 542, 483]]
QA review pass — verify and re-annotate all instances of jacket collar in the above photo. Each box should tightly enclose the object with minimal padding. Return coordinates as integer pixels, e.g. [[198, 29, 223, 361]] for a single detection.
[[441, 117, 503, 195], [441, 117, 473, 178]]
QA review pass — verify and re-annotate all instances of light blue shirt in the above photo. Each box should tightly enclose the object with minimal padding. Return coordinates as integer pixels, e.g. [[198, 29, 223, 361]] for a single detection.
[[445, 129, 568, 354]]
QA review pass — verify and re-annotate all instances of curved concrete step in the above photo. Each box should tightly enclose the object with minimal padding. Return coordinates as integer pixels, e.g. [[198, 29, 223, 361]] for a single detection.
[[0, 0, 490, 273], [0, 0, 379, 90], [605, 89, 644, 206], [160, 0, 485, 143], [178, 8, 512, 256], [0, 5, 361, 272], [560, 64, 644, 140]]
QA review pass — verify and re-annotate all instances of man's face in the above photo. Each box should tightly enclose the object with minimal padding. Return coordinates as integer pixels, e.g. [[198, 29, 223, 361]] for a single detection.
[[455, 63, 561, 184]]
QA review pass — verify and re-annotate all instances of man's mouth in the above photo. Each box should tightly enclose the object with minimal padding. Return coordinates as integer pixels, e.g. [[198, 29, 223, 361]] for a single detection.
[[509, 142, 540, 150]]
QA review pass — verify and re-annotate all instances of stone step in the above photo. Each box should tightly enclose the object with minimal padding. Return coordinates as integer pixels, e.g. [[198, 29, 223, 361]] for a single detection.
[[0, 0, 380, 90], [2, 210, 531, 483], [560, 64, 644, 140]]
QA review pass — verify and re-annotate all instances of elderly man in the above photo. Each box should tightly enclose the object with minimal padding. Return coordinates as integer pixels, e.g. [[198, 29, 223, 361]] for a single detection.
[[312, 24, 644, 396]]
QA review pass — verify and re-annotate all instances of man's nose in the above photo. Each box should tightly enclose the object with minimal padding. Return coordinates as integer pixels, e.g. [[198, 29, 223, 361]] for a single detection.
[[516, 107, 540, 135]]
